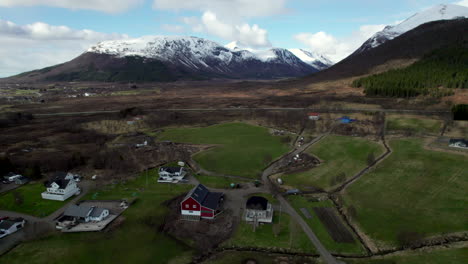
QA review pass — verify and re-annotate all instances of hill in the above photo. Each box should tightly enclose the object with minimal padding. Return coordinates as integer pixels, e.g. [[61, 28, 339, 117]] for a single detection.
[[352, 44, 468, 97], [300, 18, 468, 84]]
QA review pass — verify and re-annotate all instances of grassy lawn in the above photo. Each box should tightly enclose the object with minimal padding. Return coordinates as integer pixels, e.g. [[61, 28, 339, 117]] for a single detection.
[[343, 138, 468, 247], [387, 115, 442, 135], [1, 171, 194, 264], [283, 135, 385, 190], [159, 123, 291, 178], [203, 251, 317, 264], [223, 212, 316, 254], [0, 183, 66, 217], [195, 175, 251, 189], [346, 247, 468, 264], [288, 196, 366, 255]]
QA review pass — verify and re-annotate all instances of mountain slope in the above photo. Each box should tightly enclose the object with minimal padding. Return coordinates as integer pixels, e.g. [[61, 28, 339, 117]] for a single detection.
[[288, 49, 333, 70], [352, 44, 468, 97], [354, 4, 468, 54], [301, 18, 468, 83], [6, 36, 319, 83]]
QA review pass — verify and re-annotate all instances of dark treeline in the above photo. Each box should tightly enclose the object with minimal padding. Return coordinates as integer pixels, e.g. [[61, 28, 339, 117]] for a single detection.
[[452, 104, 468, 121], [352, 44, 468, 98]]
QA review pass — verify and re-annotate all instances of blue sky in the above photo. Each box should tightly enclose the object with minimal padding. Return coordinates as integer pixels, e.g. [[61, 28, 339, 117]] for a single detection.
[[0, 0, 466, 77]]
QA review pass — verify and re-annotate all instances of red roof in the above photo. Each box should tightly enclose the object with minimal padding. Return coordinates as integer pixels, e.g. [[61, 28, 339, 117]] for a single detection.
[[308, 113, 320, 116]]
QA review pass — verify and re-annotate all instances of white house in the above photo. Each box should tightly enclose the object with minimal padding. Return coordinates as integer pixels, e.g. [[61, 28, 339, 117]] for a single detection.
[[158, 167, 187, 183], [41, 172, 81, 201], [449, 139, 468, 149], [0, 218, 25, 239], [57, 205, 110, 229], [244, 196, 274, 224]]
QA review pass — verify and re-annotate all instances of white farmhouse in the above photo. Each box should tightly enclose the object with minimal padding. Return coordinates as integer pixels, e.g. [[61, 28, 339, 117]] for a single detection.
[[158, 167, 187, 183], [244, 196, 274, 224], [0, 218, 25, 239], [449, 139, 468, 149], [41, 172, 81, 201]]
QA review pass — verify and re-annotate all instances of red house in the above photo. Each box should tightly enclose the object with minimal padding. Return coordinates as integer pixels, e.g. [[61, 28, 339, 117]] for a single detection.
[[308, 112, 320, 120], [180, 184, 224, 221]]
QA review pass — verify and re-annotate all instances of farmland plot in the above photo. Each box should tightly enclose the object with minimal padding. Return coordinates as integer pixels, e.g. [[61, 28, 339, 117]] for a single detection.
[[313, 207, 355, 243]]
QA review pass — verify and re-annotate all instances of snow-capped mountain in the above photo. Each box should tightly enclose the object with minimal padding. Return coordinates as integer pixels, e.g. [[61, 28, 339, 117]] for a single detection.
[[225, 41, 333, 70], [82, 36, 318, 80], [354, 4, 468, 54], [288, 49, 333, 70], [10, 36, 320, 82]]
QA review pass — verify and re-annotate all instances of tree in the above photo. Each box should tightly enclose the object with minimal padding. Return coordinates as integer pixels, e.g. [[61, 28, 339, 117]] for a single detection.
[[0, 156, 14, 175]]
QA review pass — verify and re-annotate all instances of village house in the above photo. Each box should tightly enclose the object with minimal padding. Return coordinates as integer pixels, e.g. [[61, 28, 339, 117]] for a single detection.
[[449, 139, 468, 149], [244, 196, 274, 224], [158, 166, 187, 183], [0, 218, 25, 239], [3, 172, 22, 182], [308, 112, 320, 120], [56, 205, 110, 229], [41, 172, 81, 201], [180, 184, 224, 221], [14, 176, 30, 185]]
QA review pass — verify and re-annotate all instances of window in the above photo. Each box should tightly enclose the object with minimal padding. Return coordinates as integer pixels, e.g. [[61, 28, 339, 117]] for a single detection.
[[185, 204, 189, 209], [193, 205, 196, 209]]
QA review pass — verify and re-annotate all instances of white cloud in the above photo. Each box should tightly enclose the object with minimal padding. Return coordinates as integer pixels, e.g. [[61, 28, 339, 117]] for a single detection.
[[0, 0, 143, 13], [294, 24, 386, 63], [153, 0, 287, 20], [185, 11, 271, 48], [0, 20, 127, 77], [454, 0, 468, 7]]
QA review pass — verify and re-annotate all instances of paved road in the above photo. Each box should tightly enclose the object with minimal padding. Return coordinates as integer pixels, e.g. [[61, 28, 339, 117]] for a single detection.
[[33, 107, 450, 117], [261, 133, 339, 264], [0, 181, 92, 256]]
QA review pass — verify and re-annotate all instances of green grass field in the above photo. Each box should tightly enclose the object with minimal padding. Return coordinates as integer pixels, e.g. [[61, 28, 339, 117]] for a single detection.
[[284, 135, 385, 190], [346, 247, 468, 264], [387, 115, 442, 135], [203, 251, 317, 264], [1, 172, 194, 264], [288, 196, 366, 255], [0, 183, 67, 217], [223, 212, 316, 254], [343, 138, 468, 247], [195, 175, 251, 189], [159, 123, 291, 178]]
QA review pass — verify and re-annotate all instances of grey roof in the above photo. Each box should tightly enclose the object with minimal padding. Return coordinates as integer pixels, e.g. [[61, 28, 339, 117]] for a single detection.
[[449, 139, 467, 144], [184, 184, 223, 210], [63, 205, 92, 218], [202, 192, 223, 210], [46, 179, 70, 189], [89, 207, 107, 218], [186, 184, 209, 204], [0, 219, 22, 230], [246, 196, 268, 210], [160, 167, 182, 174]]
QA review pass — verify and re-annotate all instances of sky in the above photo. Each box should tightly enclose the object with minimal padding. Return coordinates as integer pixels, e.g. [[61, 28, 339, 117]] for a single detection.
[[0, 0, 467, 77]]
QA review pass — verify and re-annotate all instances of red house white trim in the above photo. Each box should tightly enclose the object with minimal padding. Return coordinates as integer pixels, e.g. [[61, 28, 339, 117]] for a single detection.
[[180, 184, 224, 221]]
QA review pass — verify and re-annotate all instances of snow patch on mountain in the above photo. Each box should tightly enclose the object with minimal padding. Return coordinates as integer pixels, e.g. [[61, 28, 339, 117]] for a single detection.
[[359, 4, 468, 52], [288, 49, 333, 70]]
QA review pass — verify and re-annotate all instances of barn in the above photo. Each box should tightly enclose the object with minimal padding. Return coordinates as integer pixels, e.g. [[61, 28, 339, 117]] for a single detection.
[[180, 184, 224, 221]]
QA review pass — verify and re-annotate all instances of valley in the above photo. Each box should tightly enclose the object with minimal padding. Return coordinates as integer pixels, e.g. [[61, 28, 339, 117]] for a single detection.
[[0, 3, 467, 264]]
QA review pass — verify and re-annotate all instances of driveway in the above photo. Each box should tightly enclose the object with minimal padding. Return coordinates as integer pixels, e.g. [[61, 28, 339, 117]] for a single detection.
[[0, 180, 92, 256]]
